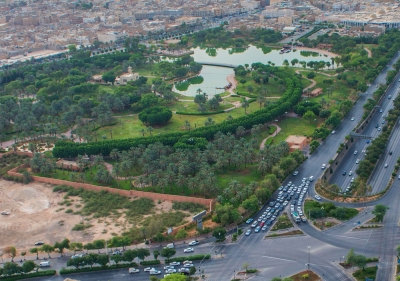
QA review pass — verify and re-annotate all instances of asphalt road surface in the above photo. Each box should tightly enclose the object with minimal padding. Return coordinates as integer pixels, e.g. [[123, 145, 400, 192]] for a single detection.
[[12, 53, 400, 281], [328, 54, 400, 193]]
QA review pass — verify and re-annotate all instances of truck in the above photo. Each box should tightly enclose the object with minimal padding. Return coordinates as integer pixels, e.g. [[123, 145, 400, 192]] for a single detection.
[[292, 211, 301, 223], [165, 242, 174, 249]]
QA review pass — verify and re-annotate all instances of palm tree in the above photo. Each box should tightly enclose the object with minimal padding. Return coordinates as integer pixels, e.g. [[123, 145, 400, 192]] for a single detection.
[[147, 126, 154, 136], [139, 128, 145, 136], [196, 88, 202, 95], [257, 93, 266, 109], [110, 149, 120, 161], [241, 97, 249, 114]]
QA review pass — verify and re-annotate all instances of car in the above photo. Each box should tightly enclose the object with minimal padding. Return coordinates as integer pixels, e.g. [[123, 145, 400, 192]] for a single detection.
[[351, 177, 355, 182], [332, 130, 336, 134], [166, 269, 177, 274], [255, 226, 261, 233], [293, 171, 299, 176], [184, 248, 194, 253], [266, 207, 271, 212], [309, 176, 314, 182], [269, 201, 275, 207], [354, 151, 358, 155], [278, 186, 283, 191], [251, 221, 258, 228], [275, 203, 281, 208], [179, 268, 190, 273], [279, 205, 284, 211], [342, 171, 346, 176], [112, 250, 122, 255], [380, 109, 383, 113], [270, 208, 276, 213], [246, 218, 254, 224], [283, 187, 288, 192], [299, 211, 303, 216], [389, 95, 392, 99], [382, 120, 385, 124], [183, 261, 192, 265], [39, 261, 50, 267], [398, 175, 400, 179], [390, 151, 393, 155], [274, 210, 280, 216], [297, 206, 302, 212], [349, 171, 353, 176], [321, 164, 326, 169], [34, 241, 44, 246], [257, 217, 263, 222], [129, 268, 140, 274], [385, 163, 388, 168], [283, 200, 289, 206], [150, 269, 162, 275], [315, 195, 321, 200], [71, 254, 83, 259], [356, 159, 360, 164], [245, 229, 252, 236], [292, 200, 297, 205], [188, 240, 199, 246], [144, 267, 154, 272], [271, 216, 276, 221], [170, 262, 181, 266], [183, 263, 193, 268], [301, 217, 307, 222], [376, 124, 379, 128], [378, 127, 381, 131], [351, 117, 355, 121], [262, 225, 268, 231]]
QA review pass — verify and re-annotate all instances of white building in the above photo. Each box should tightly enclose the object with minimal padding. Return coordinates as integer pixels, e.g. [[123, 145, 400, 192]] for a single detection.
[[115, 66, 139, 85], [262, 8, 294, 18], [97, 31, 126, 43]]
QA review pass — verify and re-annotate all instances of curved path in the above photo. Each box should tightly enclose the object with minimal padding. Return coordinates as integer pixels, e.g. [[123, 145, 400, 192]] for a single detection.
[[260, 124, 281, 149], [364, 47, 372, 58]]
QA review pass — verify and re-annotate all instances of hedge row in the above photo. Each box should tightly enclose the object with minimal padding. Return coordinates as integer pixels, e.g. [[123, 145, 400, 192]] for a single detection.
[[53, 70, 302, 157], [168, 254, 211, 262], [140, 260, 161, 266], [60, 262, 137, 275], [175, 110, 225, 115], [0, 270, 56, 281]]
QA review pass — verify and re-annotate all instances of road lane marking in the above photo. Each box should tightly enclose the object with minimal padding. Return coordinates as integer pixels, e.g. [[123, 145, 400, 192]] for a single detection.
[[261, 255, 297, 262], [325, 234, 368, 241]]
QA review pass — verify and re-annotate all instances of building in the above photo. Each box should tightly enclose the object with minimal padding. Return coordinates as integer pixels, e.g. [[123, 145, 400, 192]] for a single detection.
[[277, 16, 292, 25], [309, 88, 323, 97], [115, 66, 139, 85], [282, 26, 297, 34], [285, 135, 308, 152], [262, 8, 294, 18], [175, 17, 200, 25], [97, 31, 126, 43]]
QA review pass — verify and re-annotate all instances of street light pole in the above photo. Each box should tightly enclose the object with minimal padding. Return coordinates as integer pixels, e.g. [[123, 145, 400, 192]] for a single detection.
[[307, 246, 311, 270]]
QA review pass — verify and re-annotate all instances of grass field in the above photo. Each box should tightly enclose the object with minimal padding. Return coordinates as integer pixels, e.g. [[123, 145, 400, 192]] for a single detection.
[[353, 267, 377, 281], [235, 74, 286, 97], [272, 117, 317, 144], [96, 101, 261, 140]]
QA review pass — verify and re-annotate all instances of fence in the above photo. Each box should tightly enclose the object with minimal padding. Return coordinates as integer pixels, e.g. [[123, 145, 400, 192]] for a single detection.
[[7, 164, 214, 211]]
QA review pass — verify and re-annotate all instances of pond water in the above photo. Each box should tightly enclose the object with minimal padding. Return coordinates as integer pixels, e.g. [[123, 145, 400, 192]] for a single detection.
[[173, 45, 331, 97]]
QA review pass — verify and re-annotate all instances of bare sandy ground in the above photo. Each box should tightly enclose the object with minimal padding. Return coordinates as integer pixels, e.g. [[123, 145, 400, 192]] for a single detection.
[[0, 180, 185, 255]]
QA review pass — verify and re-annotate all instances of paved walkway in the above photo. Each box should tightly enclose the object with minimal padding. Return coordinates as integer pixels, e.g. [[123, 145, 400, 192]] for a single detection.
[[364, 47, 372, 58], [295, 70, 316, 91], [260, 123, 281, 149]]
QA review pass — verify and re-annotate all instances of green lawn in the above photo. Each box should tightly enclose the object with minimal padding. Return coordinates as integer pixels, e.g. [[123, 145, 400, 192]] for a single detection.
[[242, 125, 276, 147], [273, 117, 317, 144], [216, 164, 263, 187], [235, 74, 286, 97], [165, 101, 233, 113], [304, 200, 359, 221], [96, 102, 260, 140], [353, 267, 377, 281]]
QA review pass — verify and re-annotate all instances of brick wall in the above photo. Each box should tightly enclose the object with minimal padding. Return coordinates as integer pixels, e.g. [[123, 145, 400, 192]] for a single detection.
[[8, 165, 214, 211]]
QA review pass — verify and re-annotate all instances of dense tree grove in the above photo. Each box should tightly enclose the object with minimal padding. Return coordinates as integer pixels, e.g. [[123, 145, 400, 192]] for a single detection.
[[138, 106, 173, 126], [53, 68, 302, 157]]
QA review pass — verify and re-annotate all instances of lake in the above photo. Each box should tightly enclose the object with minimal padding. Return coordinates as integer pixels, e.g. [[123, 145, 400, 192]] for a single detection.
[[173, 45, 331, 97]]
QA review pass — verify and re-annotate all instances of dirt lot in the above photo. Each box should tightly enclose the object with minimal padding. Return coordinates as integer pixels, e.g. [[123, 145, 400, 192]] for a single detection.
[[0, 180, 181, 254]]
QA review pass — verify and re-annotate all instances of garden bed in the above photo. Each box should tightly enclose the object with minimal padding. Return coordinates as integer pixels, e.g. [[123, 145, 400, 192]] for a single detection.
[[266, 229, 303, 238]]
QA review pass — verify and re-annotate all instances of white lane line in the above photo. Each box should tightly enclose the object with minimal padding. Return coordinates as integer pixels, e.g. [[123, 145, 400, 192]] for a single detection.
[[261, 255, 297, 262], [325, 234, 368, 241]]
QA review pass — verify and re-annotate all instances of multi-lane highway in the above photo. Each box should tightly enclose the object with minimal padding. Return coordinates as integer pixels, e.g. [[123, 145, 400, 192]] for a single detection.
[[329, 68, 400, 193], [26, 51, 400, 281]]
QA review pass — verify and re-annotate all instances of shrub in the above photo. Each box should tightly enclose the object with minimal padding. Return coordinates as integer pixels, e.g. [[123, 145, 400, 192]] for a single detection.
[[140, 260, 160, 266], [60, 263, 137, 275], [0, 270, 56, 280], [169, 254, 211, 263], [138, 106, 172, 126]]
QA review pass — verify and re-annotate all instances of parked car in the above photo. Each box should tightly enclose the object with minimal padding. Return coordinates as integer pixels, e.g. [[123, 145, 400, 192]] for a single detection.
[[170, 262, 180, 266], [34, 241, 44, 246], [245, 229, 251, 236], [246, 218, 253, 224], [129, 268, 139, 274]]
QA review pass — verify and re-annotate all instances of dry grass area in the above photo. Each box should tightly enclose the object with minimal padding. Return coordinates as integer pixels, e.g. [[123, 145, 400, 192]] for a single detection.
[[0, 179, 190, 255], [290, 270, 322, 281], [265, 229, 303, 238], [315, 185, 382, 203]]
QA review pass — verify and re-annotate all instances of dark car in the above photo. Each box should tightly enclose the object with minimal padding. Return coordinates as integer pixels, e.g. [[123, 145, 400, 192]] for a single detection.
[[292, 200, 297, 205], [269, 201, 276, 207], [266, 220, 272, 226], [279, 205, 284, 211], [294, 194, 299, 199], [376, 124, 379, 128], [342, 171, 346, 176], [389, 151, 393, 155]]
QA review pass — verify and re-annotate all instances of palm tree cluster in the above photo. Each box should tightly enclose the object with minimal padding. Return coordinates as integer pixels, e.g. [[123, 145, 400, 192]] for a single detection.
[[103, 129, 292, 203]]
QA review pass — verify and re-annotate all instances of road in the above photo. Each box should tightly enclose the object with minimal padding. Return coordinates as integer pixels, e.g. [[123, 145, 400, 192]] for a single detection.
[[5, 50, 400, 281], [328, 66, 400, 193], [280, 29, 312, 44]]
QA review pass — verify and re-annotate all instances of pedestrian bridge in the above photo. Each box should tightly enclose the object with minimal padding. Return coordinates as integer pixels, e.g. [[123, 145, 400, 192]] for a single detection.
[[197, 61, 239, 68]]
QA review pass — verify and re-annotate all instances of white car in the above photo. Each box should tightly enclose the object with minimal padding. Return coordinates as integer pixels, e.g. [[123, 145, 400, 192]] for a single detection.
[[170, 262, 181, 266], [354, 151, 358, 155], [144, 267, 154, 272], [129, 268, 139, 274], [351, 117, 355, 121], [150, 270, 161, 275], [188, 240, 199, 246], [385, 163, 388, 168], [184, 263, 194, 268], [283, 200, 289, 206], [356, 159, 360, 164], [164, 266, 174, 270], [245, 229, 251, 236], [184, 248, 194, 253], [165, 269, 177, 274], [321, 164, 326, 169], [179, 268, 190, 273], [314, 195, 321, 200]]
